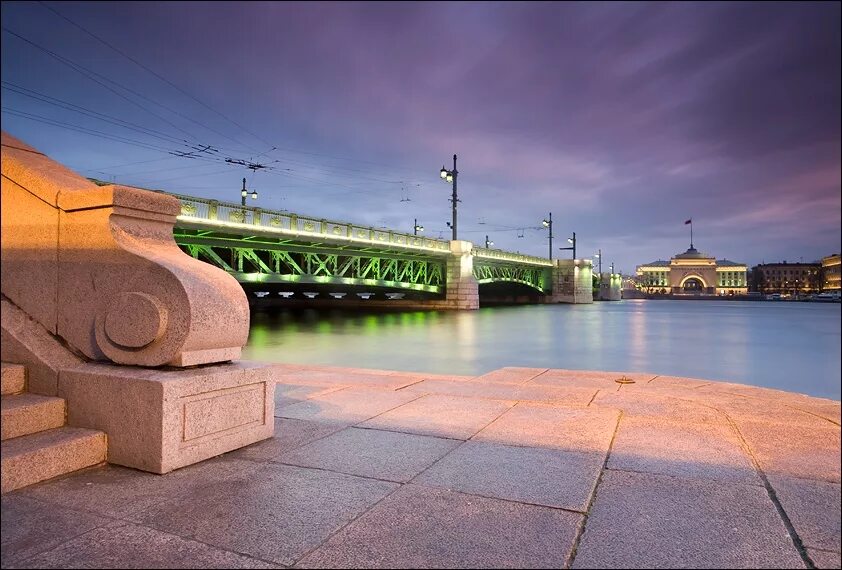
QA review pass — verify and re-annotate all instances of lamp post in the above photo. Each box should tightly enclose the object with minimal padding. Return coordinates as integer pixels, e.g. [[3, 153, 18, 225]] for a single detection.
[[485, 235, 494, 248], [240, 177, 257, 206], [439, 154, 459, 240], [542, 213, 553, 260], [594, 249, 602, 276], [559, 232, 576, 259], [414, 219, 424, 235]]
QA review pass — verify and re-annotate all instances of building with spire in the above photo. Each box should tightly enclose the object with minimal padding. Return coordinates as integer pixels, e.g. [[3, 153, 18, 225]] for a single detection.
[[636, 245, 748, 295]]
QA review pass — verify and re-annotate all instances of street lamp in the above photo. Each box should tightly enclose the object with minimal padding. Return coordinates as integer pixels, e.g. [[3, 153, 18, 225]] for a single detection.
[[414, 218, 424, 235], [439, 154, 459, 240], [542, 212, 553, 260], [559, 231, 576, 259], [240, 177, 257, 206], [485, 235, 494, 248], [594, 249, 602, 276]]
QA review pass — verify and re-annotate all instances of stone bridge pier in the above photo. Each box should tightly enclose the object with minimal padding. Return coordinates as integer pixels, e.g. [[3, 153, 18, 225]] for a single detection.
[[444, 240, 480, 310], [546, 259, 594, 304], [598, 273, 623, 301]]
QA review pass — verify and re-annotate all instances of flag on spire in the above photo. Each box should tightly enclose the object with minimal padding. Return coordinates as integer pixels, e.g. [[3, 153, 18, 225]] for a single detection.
[[684, 219, 692, 225]]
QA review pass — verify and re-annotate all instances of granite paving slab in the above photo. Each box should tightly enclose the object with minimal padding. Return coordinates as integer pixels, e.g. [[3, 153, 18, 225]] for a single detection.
[[699, 382, 825, 402], [296, 484, 582, 569], [591, 390, 727, 424], [274, 384, 345, 410], [132, 463, 397, 566], [472, 403, 620, 454], [17, 458, 263, 519], [276, 387, 421, 425], [273, 369, 415, 389], [768, 474, 841, 552], [14, 522, 283, 569], [807, 549, 842, 569], [732, 419, 841, 482], [792, 401, 841, 426], [223, 417, 343, 463], [700, 394, 836, 427], [360, 394, 515, 440], [528, 369, 657, 389], [607, 416, 761, 485], [414, 440, 603, 511], [471, 367, 548, 385], [280, 427, 460, 483], [649, 375, 727, 390], [3, 364, 839, 570], [572, 469, 805, 569], [403, 378, 597, 405], [297, 366, 472, 382], [1, 495, 112, 567]]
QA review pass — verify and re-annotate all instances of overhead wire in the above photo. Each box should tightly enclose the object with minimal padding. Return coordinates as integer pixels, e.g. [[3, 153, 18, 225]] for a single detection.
[[2, 107, 181, 153], [81, 156, 179, 171], [3, 14, 485, 207], [34, 2, 439, 179], [37, 0, 268, 152], [2, 81, 200, 148], [1, 27, 207, 143], [3, 26, 442, 192]]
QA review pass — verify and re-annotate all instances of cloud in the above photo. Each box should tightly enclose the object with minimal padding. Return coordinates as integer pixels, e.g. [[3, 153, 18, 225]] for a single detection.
[[1, 1, 838, 270]]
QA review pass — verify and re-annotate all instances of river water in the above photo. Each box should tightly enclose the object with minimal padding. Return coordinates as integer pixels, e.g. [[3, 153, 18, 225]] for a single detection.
[[243, 300, 841, 400]]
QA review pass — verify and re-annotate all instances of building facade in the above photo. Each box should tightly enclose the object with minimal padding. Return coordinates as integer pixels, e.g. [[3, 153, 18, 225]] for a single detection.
[[822, 254, 840, 291], [751, 261, 822, 295], [636, 246, 748, 295]]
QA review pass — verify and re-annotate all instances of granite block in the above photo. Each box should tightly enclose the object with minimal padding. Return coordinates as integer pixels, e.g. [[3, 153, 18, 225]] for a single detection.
[[281, 427, 460, 482], [361, 394, 514, 440], [297, 484, 581, 569]]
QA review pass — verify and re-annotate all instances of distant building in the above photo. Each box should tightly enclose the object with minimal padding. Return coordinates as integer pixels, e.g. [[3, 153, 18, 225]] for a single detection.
[[822, 254, 840, 291], [752, 261, 821, 294], [636, 246, 747, 295], [751, 261, 822, 295]]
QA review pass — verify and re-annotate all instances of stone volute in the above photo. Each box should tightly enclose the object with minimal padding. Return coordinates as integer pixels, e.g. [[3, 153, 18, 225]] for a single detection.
[[1, 132, 249, 367]]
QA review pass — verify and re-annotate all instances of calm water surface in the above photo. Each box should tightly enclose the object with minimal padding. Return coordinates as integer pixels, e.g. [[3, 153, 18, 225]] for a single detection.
[[243, 300, 842, 400]]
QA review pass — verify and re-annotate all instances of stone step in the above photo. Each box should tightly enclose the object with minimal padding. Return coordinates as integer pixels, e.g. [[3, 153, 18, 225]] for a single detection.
[[1, 427, 107, 493], [0, 393, 65, 441], [1, 363, 26, 395]]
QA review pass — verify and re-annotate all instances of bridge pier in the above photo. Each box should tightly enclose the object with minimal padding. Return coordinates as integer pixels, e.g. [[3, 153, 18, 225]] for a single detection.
[[444, 240, 479, 310], [546, 259, 594, 304], [598, 272, 623, 301]]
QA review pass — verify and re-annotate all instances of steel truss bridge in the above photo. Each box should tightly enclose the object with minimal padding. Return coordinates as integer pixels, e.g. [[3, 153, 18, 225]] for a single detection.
[[170, 194, 553, 298]]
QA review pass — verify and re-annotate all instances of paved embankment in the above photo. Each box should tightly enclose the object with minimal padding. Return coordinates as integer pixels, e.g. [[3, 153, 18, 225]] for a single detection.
[[2, 366, 840, 569]]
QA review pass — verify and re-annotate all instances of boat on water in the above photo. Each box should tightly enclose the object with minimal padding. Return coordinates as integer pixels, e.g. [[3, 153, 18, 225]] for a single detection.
[[811, 292, 841, 303]]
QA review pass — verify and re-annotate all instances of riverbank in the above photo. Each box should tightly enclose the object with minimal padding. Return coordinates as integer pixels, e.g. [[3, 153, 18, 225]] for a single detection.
[[3, 364, 839, 568]]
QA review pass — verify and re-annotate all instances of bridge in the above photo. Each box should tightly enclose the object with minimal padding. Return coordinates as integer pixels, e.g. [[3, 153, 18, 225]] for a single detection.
[[170, 193, 594, 309]]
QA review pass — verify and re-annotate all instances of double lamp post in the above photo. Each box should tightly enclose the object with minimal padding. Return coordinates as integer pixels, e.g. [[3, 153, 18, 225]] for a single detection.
[[438, 156, 576, 261]]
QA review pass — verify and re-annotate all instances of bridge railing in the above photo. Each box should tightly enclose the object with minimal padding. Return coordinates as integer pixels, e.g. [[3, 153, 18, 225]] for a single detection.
[[473, 247, 554, 267], [172, 193, 452, 254], [173, 193, 557, 266]]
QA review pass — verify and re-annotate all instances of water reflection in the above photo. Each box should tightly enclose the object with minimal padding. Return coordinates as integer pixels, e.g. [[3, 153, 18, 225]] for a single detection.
[[244, 301, 841, 400]]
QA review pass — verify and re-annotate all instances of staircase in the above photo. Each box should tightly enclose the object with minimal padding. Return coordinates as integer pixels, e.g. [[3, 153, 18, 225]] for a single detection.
[[1, 362, 106, 493]]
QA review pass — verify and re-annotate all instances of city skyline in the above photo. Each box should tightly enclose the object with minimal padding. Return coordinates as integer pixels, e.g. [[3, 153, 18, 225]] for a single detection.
[[2, 1, 840, 272]]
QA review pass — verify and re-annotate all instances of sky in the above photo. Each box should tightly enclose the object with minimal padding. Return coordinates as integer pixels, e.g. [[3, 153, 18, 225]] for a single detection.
[[2, 1, 840, 273]]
